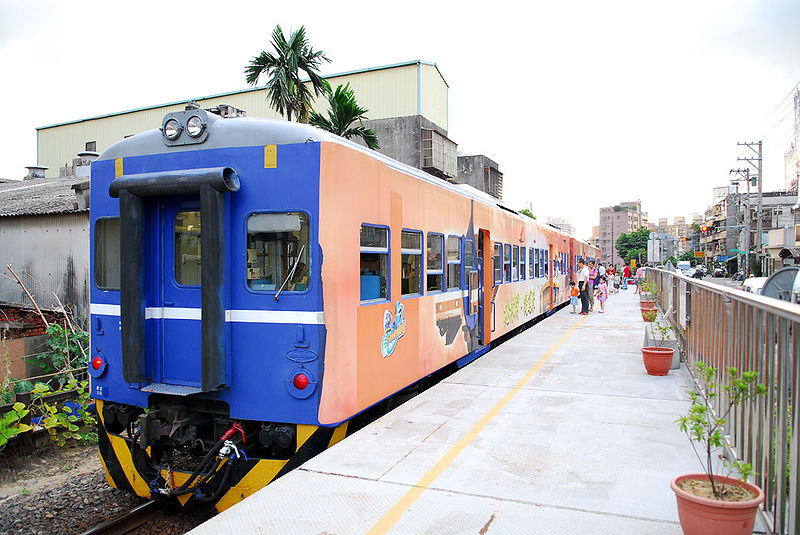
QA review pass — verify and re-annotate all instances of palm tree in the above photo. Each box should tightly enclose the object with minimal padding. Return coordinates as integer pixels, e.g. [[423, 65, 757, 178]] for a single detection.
[[245, 25, 330, 122], [309, 83, 380, 150]]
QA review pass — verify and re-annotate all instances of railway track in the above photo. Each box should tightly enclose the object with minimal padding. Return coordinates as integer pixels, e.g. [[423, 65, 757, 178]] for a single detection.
[[78, 500, 161, 535]]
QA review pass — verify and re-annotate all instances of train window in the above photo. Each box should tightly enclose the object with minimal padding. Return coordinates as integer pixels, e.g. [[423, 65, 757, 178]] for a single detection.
[[512, 245, 519, 281], [401, 230, 423, 296], [446, 236, 461, 290], [493, 244, 502, 285], [464, 239, 474, 284], [503, 244, 511, 282], [427, 233, 444, 292], [528, 248, 534, 279], [544, 250, 550, 277], [534, 249, 540, 278], [95, 218, 120, 290], [247, 212, 310, 292], [540, 249, 546, 278], [520, 247, 526, 281], [358, 225, 389, 301], [175, 211, 202, 286]]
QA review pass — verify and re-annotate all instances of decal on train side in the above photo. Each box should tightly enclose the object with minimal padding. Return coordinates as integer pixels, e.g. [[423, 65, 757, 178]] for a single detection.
[[381, 301, 406, 357]]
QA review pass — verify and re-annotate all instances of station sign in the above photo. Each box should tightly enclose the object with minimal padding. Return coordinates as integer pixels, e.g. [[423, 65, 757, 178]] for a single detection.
[[694, 251, 705, 258]]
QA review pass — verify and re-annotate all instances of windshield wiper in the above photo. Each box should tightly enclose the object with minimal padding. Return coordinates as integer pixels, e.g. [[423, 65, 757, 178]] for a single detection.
[[274, 244, 305, 301]]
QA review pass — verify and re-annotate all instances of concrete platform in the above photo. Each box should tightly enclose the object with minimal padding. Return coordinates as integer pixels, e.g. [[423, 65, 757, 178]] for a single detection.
[[190, 289, 705, 534]]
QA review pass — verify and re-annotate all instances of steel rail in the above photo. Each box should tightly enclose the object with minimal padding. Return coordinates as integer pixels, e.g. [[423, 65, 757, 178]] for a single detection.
[[78, 500, 161, 535]]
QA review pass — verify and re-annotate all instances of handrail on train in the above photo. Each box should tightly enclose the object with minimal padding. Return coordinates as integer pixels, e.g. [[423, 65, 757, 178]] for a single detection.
[[650, 267, 800, 535]]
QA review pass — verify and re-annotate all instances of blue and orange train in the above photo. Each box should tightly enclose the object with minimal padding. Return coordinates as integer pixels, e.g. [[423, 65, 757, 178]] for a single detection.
[[89, 103, 598, 510]]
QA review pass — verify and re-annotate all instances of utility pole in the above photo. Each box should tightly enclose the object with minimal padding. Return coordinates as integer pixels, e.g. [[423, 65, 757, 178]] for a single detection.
[[730, 168, 751, 275], [738, 141, 763, 274]]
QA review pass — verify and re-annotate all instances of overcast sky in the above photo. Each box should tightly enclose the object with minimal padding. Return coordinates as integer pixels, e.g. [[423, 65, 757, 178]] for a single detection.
[[1, 0, 799, 237]]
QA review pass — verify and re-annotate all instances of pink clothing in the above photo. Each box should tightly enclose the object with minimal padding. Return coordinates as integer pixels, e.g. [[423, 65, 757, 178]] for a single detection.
[[596, 283, 608, 302]]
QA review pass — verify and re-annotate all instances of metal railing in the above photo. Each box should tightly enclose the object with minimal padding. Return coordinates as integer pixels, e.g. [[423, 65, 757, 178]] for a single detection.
[[651, 268, 800, 534]]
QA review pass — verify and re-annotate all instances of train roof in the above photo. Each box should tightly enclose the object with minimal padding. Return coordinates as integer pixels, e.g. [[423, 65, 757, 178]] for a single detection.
[[98, 110, 506, 208], [97, 106, 586, 245]]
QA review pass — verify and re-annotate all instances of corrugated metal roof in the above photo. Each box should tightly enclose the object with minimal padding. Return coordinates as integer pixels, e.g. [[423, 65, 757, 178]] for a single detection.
[[36, 60, 445, 130], [0, 177, 89, 217]]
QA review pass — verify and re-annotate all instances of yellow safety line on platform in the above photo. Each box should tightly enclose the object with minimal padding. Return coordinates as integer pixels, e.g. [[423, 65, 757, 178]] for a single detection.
[[366, 314, 589, 535]]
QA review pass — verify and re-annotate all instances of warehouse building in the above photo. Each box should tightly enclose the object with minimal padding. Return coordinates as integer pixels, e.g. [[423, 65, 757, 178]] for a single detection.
[[35, 60, 502, 199]]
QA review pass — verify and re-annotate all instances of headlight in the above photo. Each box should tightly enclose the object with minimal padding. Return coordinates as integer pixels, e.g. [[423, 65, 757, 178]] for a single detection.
[[186, 115, 205, 137], [163, 119, 182, 140]]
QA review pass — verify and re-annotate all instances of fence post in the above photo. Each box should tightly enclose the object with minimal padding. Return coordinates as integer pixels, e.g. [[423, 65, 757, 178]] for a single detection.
[[15, 391, 34, 452]]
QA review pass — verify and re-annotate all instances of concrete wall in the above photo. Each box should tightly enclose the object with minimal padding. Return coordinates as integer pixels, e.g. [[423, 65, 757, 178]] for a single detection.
[[456, 155, 502, 199], [358, 115, 450, 172]]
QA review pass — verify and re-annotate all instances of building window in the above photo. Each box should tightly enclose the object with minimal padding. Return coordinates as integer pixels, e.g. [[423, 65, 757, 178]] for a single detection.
[[503, 244, 511, 282], [401, 230, 423, 296], [493, 243, 502, 285], [95, 218, 120, 290], [85, 141, 97, 152], [175, 211, 202, 286], [447, 236, 461, 290], [360, 225, 389, 301], [427, 233, 445, 292]]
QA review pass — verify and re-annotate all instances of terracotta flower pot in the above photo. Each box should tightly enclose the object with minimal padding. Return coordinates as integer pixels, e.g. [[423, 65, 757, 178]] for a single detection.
[[641, 346, 673, 375], [670, 474, 764, 535], [640, 298, 655, 308], [641, 308, 657, 322]]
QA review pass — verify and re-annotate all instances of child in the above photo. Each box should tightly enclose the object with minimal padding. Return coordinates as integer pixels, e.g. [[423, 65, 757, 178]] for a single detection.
[[595, 276, 608, 313], [569, 281, 580, 313]]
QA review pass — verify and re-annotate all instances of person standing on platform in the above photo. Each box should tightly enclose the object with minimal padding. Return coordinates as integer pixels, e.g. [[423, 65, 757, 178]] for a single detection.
[[595, 276, 608, 313], [569, 281, 580, 313], [622, 263, 630, 290], [577, 259, 590, 315], [587, 261, 599, 311]]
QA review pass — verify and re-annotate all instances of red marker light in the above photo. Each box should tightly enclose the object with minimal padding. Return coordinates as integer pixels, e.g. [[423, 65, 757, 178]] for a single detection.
[[293, 373, 309, 390], [92, 356, 104, 370]]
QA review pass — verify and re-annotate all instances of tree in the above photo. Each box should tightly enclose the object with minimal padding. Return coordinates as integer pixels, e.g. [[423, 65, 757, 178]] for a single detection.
[[519, 208, 536, 219], [615, 227, 650, 263], [245, 25, 330, 122], [309, 83, 380, 149], [679, 250, 696, 265]]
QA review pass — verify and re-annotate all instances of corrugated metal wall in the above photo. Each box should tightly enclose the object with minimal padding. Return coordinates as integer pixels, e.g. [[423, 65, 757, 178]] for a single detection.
[[0, 212, 89, 321], [420, 63, 448, 132], [37, 63, 447, 178]]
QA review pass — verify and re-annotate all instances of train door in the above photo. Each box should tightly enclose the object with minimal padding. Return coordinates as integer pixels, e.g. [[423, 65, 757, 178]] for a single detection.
[[464, 237, 481, 342], [479, 229, 492, 344], [158, 197, 203, 387], [548, 243, 554, 310], [569, 238, 575, 282]]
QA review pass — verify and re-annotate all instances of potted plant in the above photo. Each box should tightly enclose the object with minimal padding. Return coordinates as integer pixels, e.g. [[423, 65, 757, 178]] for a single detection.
[[641, 308, 657, 322], [641, 315, 674, 375], [639, 280, 658, 310], [672, 362, 766, 535]]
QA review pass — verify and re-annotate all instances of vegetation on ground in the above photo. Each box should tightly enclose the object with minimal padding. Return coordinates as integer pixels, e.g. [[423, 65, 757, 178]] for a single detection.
[[1, 320, 95, 453]]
